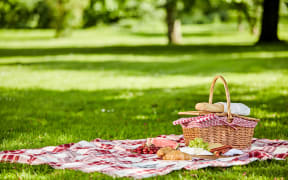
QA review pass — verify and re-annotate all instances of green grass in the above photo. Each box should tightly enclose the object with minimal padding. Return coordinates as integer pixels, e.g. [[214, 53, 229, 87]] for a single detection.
[[0, 22, 288, 179]]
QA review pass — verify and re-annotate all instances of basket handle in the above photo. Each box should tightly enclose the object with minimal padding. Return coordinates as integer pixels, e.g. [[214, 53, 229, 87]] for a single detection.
[[209, 75, 233, 121]]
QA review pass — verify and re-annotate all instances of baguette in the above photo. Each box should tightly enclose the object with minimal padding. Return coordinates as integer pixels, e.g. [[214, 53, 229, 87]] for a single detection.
[[195, 102, 224, 112], [157, 147, 192, 160], [157, 147, 225, 160], [162, 150, 192, 160]]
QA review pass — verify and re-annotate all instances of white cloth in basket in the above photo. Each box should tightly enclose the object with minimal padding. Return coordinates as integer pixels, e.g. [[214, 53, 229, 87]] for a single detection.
[[217, 102, 250, 115]]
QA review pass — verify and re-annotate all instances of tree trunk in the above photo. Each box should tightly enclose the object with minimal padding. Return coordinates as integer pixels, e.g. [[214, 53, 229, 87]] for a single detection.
[[166, 0, 182, 45], [258, 0, 280, 43], [55, 0, 72, 38], [242, 8, 257, 35], [237, 9, 244, 32]]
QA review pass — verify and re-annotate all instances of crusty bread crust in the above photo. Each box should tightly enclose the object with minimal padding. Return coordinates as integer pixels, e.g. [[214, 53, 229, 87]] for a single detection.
[[195, 102, 224, 112]]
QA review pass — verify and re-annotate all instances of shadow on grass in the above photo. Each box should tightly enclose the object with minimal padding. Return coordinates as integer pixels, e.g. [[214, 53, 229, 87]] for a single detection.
[[131, 32, 215, 37], [0, 44, 287, 57], [1, 56, 288, 76]]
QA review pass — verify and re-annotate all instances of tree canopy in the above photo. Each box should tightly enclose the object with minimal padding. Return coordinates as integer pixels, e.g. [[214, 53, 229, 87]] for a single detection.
[[0, 0, 287, 41]]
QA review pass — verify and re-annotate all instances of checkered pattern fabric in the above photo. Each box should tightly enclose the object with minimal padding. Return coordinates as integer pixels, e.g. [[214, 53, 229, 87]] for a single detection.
[[1, 135, 287, 179], [173, 114, 217, 125], [173, 114, 257, 129]]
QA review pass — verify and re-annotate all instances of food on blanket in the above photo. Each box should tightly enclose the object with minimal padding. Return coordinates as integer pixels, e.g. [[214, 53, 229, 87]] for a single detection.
[[146, 138, 179, 149], [188, 138, 209, 150], [131, 137, 179, 155], [208, 142, 224, 150], [209, 145, 232, 156], [187, 139, 232, 157], [195, 102, 224, 112], [131, 144, 160, 154], [163, 150, 192, 160], [157, 147, 192, 160], [214, 151, 221, 157], [223, 149, 244, 156], [179, 147, 213, 156], [156, 147, 174, 157]]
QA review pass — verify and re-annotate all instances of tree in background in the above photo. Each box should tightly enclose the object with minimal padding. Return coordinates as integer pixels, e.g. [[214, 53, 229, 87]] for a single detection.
[[0, 0, 39, 28], [165, 0, 182, 45], [83, 0, 183, 45], [0, 0, 88, 37], [46, 0, 88, 37], [34, 0, 55, 28], [83, 0, 126, 27], [228, 0, 262, 35], [164, 0, 222, 45], [83, 0, 158, 28], [0, 0, 286, 42], [258, 0, 280, 43]]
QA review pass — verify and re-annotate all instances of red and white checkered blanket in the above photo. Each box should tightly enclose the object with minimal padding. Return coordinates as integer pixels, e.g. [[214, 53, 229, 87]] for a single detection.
[[1, 135, 287, 179]]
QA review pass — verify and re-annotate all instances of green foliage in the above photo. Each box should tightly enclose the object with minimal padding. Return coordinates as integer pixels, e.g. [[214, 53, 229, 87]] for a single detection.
[[178, 0, 230, 24], [226, 0, 263, 34], [43, 0, 89, 37], [0, 0, 40, 28], [0, 0, 287, 31], [0, 0, 88, 36], [83, 0, 161, 28], [34, 0, 54, 28]]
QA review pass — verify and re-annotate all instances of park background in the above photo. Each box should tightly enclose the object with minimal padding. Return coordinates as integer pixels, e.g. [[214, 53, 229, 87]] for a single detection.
[[0, 0, 288, 179]]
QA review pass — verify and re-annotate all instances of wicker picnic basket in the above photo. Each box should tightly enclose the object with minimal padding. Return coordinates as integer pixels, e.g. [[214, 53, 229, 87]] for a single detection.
[[176, 75, 260, 149]]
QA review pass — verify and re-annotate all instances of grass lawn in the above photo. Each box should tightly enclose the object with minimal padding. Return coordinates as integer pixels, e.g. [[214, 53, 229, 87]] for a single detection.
[[0, 22, 288, 179]]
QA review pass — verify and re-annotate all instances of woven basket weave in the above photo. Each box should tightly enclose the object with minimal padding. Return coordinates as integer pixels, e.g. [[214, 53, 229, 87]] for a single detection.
[[179, 75, 259, 149]]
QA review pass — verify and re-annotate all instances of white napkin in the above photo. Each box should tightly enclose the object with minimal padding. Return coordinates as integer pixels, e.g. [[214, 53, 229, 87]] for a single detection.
[[217, 102, 250, 115], [223, 149, 244, 156]]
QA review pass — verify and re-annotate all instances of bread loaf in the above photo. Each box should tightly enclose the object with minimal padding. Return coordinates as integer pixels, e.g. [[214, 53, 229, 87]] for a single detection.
[[195, 102, 224, 112]]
